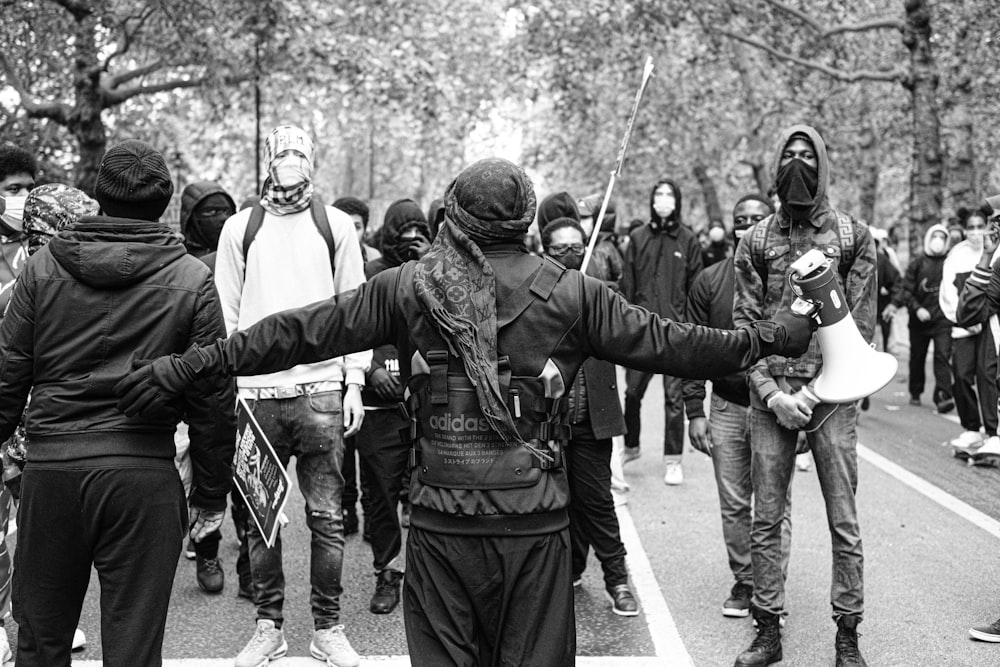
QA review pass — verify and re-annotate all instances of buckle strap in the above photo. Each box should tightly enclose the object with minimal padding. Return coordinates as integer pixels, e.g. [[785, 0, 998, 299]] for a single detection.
[[426, 350, 449, 405]]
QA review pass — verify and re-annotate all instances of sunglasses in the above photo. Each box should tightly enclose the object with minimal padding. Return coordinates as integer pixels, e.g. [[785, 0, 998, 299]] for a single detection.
[[548, 243, 586, 257]]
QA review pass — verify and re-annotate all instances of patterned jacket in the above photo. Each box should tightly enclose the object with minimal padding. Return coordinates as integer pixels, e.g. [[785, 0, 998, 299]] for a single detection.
[[733, 125, 877, 408]]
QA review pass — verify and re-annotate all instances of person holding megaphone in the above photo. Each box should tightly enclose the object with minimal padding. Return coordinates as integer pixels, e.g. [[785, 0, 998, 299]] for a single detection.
[[732, 124, 876, 667]]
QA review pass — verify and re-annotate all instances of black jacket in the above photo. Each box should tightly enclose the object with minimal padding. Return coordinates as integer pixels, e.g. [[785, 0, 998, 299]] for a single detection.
[[198, 244, 768, 535], [682, 257, 750, 418], [0, 217, 235, 510], [621, 222, 703, 321]]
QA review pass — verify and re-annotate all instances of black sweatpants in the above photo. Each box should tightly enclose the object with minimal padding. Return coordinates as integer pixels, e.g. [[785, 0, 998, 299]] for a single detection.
[[13, 459, 186, 667], [404, 525, 575, 667]]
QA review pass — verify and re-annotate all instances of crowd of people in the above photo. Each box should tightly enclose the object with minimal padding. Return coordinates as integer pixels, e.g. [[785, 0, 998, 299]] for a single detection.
[[0, 119, 998, 667]]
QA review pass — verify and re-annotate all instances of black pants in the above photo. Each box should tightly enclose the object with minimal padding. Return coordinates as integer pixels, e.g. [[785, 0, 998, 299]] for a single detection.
[[355, 409, 410, 572], [566, 429, 627, 588], [404, 526, 574, 667], [624, 369, 684, 456], [952, 332, 999, 436], [908, 325, 952, 401], [13, 459, 186, 667]]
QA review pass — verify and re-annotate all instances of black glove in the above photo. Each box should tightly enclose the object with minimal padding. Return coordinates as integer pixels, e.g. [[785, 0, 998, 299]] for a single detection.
[[114, 347, 206, 418], [751, 309, 816, 359]]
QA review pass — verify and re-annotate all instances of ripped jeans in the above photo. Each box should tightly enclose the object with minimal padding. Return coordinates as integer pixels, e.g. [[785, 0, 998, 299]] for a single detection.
[[244, 391, 346, 629]]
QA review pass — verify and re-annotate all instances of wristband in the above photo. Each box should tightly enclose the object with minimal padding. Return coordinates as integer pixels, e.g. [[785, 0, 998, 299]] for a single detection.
[[766, 392, 783, 409]]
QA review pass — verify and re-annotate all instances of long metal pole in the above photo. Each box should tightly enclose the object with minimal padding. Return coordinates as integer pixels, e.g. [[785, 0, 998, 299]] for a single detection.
[[581, 56, 655, 274]]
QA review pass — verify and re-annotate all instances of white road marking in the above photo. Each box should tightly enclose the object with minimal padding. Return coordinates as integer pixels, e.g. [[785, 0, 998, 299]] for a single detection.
[[617, 503, 694, 666], [857, 442, 1000, 540]]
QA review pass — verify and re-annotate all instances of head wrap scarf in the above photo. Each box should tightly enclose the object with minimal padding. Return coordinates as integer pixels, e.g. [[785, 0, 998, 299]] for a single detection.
[[413, 158, 538, 448], [23, 184, 99, 255], [261, 125, 315, 215]]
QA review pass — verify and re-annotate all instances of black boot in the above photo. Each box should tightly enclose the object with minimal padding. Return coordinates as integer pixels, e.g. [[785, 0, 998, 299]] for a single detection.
[[835, 616, 868, 667], [734, 610, 782, 666], [370, 570, 403, 614], [196, 556, 224, 594]]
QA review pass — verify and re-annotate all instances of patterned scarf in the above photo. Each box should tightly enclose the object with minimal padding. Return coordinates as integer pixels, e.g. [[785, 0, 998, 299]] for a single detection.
[[413, 158, 539, 448], [261, 125, 315, 215]]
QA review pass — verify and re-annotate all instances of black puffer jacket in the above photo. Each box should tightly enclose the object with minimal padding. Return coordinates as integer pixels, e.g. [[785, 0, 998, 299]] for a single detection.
[[0, 216, 235, 510]]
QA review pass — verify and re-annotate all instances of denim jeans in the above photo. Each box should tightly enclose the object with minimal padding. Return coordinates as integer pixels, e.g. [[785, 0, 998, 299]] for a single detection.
[[749, 403, 863, 621], [245, 390, 346, 629], [623, 370, 684, 456], [708, 396, 792, 586]]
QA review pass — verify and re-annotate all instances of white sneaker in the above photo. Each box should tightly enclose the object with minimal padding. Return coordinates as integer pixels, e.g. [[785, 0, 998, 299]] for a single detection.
[[975, 436, 1000, 457], [0, 629, 10, 663], [950, 430, 984, 449], [795, 452, 812, 472], [663, 460, 683, 486], [235, 619, 287, 667], [310, 624, 360, 667], [72, 627, 86, 650]]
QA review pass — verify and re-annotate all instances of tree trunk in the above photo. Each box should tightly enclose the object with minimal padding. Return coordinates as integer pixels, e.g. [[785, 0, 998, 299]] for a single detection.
[[693, 162, 724, 228], [858, 114, 879, 225], [902, 0, 943, 259], [65, 10, 106, 196], [748, 161, 770, 196], [942, 89, 975, 212]]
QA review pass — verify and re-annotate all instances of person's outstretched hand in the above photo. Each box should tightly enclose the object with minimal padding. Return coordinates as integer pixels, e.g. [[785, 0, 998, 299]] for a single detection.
[[115, 354, 199, 417], [751, 308, 816, 359]]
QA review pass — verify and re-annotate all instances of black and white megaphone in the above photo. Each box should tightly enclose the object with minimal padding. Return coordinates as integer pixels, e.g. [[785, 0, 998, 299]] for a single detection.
[[789, 249, 897, 403]]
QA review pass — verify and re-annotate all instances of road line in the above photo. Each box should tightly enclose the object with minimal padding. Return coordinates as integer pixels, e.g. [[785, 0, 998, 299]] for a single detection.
[[858, 442, 1000, 540], [617, 503, 694, 666], [72, 658, 668, 666]]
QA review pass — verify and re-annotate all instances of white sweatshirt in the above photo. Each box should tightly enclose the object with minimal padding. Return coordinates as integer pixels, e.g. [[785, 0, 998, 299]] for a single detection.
[[214, 204, 371, 388]]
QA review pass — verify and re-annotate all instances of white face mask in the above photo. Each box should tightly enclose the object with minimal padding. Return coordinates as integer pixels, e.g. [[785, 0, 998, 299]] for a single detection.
[[966, 229, 985, 250], [708, 226, 726, 243], [0, 196, 26, 233], [652, 188, 676, 219], [928, 236, 946, 255]]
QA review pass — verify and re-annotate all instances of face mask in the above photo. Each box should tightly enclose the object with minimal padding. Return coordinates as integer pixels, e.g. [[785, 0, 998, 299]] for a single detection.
[[928, 236, 947, 255], [775, 160, 819, 221], [269, 154, 310, 189], [966, 229, 985, 250], [708, 226, 725, 243], [0, 196, 26, 235]]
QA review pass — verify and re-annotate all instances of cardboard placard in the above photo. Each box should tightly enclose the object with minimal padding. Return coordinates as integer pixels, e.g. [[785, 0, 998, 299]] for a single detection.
[[233, 397, 290, 548]]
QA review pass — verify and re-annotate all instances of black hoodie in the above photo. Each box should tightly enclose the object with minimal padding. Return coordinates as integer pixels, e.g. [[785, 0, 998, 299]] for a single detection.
[[180, 180, 236, 270], [0, 217, 235, 509]]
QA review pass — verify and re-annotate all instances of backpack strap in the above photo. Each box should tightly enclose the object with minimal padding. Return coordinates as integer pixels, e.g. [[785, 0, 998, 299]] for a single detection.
[[530, 255, 568, 299], [747, 216, 773, 285], [834, 210, 857, 280], [241, 199, 338, 280]]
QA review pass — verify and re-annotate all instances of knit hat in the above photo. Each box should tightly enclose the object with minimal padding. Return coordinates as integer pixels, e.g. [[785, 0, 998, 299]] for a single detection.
[[95, 140, 173, 221], [23, 183, 99, 254]]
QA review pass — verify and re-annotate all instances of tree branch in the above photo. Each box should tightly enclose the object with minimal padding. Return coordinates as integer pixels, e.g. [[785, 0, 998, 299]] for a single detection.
[[48, 0, 92, 20], [717, 30, 904, 83], [0, 52, 70, 122], [102, 72, 254, 107], [759, 0, 823, 32], [823, 17, 905, 38], [100, 6, 158, 74], [109, 59, 166, 88]]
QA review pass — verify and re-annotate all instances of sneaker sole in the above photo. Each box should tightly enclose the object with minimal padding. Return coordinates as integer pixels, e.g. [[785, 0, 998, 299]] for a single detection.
[[723, 607, 751, 618], [310, 641, 361, 667], [240, 640, 287, 667], [605, 591, 640, 617], [970, 628, 1000, 642]]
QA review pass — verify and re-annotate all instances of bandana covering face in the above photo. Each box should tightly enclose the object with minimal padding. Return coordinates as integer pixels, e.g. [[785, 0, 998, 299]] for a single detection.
[[22, 184, 99, 254], [261, 125, 315, 215], [775, 159, 818, 221], [413, 158, 537, 448]]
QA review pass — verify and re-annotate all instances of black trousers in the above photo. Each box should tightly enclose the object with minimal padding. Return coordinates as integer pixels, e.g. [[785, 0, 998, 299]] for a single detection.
[[355, 409, 410, 572], [624, 369, 684, 456], [908, 325, 952, 401], [951, 332, 999, 436], [404, 526, 575, 667], [566, 429, 627, 588], [13, 459, 186, 667]]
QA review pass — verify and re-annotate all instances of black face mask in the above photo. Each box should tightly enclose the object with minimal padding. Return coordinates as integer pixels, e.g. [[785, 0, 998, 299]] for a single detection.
[[775, 159, 818, 221]]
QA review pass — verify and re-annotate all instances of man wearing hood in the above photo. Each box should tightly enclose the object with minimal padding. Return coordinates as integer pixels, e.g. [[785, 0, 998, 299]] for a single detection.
[[180, 180, 236, 271], [114, 157, 813, 667], [621, 178, 703, 485], [889, 223, 954, 411], [732, 125, 875, 667], [357, 199, 431, 616], [702, 218, 731, 267], [0, 141, 235, 665], [212, 126, 369, 667]]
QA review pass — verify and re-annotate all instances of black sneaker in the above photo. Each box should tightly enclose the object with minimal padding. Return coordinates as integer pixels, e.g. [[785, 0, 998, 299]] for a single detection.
[[343, 506, 359, 536], [370, 570, 403, 614], [935, 389, 955, 414], [723, 582, 753, 617], [184, 538, 196, 560], [860, 397, 870, 411], [969, 617, 1000, 642], [196, 556, 224, 594], [605, 584, 639, 617], [909, 395, 921, 406], [835, 616, 868, 667]]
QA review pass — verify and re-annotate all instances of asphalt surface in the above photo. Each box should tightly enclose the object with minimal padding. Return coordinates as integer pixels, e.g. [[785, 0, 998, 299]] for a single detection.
[[8, 342, 1000, 666]]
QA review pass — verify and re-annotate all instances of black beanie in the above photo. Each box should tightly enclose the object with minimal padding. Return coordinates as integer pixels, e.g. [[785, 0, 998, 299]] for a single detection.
[[95, 140, 174, 221]]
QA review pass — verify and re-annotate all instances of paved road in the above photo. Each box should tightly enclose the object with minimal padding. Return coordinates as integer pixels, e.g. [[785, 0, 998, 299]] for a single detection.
[[9, 358, 1000, 666]]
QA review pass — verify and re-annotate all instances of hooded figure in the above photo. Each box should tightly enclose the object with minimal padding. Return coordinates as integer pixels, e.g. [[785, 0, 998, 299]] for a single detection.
[[366, 199, 431, 276], [648, 178, 683, 232], [537, 192, 580, 229], [180, 181, 236, 270]]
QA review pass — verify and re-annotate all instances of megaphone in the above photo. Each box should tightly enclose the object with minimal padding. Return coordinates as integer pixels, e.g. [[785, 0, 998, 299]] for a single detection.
[[789, 249, 897, 403]]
